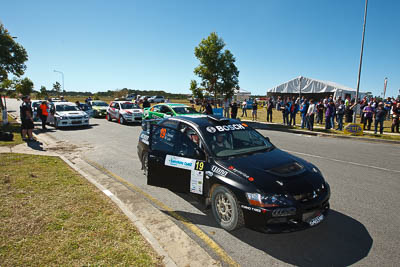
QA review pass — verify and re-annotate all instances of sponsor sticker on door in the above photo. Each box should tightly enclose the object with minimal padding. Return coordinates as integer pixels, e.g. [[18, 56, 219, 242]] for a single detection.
[[190, 170, 203, 194], [165, 155, 196, 170]]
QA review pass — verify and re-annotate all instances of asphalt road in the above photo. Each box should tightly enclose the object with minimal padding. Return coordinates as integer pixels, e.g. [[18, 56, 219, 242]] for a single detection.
[[7, 99, 400, 266]]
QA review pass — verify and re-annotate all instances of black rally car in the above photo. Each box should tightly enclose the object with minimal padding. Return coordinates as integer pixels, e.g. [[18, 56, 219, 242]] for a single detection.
[[137, 115, 330, 233]]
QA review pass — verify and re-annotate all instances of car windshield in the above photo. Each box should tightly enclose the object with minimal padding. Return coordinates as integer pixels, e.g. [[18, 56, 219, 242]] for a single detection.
[[92, 102, 108, 107], [172, 106, 199, 114], [201, 125, 273, 157], [56, 105, 80, 112], [121, 103, 140, 109]]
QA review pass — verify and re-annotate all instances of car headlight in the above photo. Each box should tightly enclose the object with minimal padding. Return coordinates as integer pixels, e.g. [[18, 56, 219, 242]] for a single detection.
[[84, 114, 89, 119], [246, 193, 293, 208], [60, 116, 68, 120]]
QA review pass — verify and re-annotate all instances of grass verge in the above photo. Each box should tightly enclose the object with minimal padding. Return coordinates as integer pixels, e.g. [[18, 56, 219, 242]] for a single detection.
[[0, 153, 163, 266], [0, 114, 23, 147]]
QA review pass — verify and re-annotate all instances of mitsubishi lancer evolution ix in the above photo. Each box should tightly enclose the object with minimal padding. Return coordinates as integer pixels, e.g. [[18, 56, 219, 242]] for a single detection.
[[138, 115, 330, 233]]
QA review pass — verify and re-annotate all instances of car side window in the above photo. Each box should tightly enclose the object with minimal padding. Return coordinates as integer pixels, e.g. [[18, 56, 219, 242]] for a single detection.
[[176, 134, 202, 159], [151, 127, 179, 154], [160, 106, 170, 114], [152, 105, 161, 112]]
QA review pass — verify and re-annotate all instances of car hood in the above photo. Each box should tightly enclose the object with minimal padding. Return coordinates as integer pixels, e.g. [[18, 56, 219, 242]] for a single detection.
[[92, 106, 107, 111], [56, 111, 87, 117], [121, 109, 143, 113], [216, 148, 325, 195]]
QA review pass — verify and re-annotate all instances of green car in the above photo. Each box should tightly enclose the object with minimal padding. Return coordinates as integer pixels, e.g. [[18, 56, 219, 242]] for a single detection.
[[89, 100, 109, 118], [143, 103, 201, 119]]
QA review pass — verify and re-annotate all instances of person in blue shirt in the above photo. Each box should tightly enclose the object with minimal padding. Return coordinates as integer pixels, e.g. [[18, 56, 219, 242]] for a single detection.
[[300, 99, 309, 129], [288, 97, 299, 126]]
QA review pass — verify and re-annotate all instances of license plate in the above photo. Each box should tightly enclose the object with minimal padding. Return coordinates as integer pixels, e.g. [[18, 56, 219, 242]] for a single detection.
[[71, 121, 81, 125], [307, 213, 324, 226]]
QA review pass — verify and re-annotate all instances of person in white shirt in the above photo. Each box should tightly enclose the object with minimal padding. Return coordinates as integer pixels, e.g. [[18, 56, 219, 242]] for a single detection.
[[306, 99, 317, 131], [223, 97, 230, 118]]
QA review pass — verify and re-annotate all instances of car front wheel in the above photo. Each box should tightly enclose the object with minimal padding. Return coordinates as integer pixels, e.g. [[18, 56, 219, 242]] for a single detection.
[[211, 185, 244, 231], [106, 113, 112, 121]]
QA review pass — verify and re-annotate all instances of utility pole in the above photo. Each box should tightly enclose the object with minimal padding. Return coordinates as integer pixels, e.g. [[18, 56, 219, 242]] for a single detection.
[[353, 0, 368, 123]]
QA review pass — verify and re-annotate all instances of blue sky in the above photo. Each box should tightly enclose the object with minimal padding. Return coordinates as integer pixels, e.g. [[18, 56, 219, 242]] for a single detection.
[[1, 0, 399, 97]]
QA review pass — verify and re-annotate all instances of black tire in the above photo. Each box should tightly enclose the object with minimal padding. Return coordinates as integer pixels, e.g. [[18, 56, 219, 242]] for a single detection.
[[142, 152, 148, 176], [107, 113, 112, 121], [211, 185, 244, 231], [119, 116, 125, 125]]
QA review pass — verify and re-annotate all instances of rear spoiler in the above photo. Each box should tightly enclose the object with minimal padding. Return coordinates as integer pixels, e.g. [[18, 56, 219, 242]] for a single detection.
[[141, 118, 163, 132]]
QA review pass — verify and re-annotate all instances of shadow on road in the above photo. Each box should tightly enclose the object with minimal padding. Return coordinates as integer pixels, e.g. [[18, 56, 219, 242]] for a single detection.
[[164, 207, 372, 267]]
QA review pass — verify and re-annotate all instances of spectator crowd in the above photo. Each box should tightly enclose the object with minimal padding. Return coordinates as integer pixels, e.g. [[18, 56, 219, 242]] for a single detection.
[[201, 95, 400, 135]]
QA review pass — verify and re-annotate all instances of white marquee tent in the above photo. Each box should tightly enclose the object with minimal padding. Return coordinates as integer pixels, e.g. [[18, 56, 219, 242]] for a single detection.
[[267, 76, 365, 99]]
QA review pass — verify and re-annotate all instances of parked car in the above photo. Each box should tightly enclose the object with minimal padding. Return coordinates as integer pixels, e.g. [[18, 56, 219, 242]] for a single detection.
[[149, 95, 165, 103], [138, 115, 330, 233], [89, 100, 109, 118], [106, 101, 143, 124], [78, 103, 94, 117], [51, 102, 90, 128], [126, 94, 137, 101], [31, 100, 47, 121], [142, 103, 201, 120]]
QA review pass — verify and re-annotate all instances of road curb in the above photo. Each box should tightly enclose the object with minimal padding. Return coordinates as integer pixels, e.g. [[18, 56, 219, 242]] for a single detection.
[[59, 155, 178, 267]]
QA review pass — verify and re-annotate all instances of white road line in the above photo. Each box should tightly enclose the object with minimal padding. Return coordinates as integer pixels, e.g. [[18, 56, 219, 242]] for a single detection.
[[283, 149, 400, 174], [103, 189, 113, 196]]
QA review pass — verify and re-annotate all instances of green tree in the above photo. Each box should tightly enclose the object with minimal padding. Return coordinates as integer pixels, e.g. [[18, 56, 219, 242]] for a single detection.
[[0, 23, 28, 82], [52, 81, 61, 95], [194, 32, 239, 100], [38, 85, 48, 99], [15, 77, 34, 96], [189, 80, 204, 100]]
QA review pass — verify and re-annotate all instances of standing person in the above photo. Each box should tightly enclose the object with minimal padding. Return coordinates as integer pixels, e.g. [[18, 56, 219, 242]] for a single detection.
[[142, 97, 150, 109], [283, 102, 290, 126], [336, 100, 345, 131], [391, 102, 400, 133], [316, 100, 324, 124], [223, 97, 230, 118], [20, 96, 35, 141], [345, 99, 356, 123], [362, 102, 374, 130], [39, 101, 49, 130], [359, 97, 367, 124], [289, 97, 298, 126], [306, 99, 316, 131], [384, 97, 393, 120], [241, 99, 248, 117], [252, 100, 258, 121], [266, 98, 273, 122], [204, 101, 213, 115], [230, 101, 238, 119], [299, 99, 308, 128], [325, 100, 335, 129], [374, 102, 386, 134]]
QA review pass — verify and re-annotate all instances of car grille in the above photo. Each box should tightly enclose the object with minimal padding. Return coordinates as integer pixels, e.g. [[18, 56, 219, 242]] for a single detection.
[[71, 116, 83, 120], [293, 184, 326, 203]]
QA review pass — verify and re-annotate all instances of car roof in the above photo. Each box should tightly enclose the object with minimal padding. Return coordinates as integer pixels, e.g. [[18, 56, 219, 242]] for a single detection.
[[169, 115, 241, 128], [157, 103, 187, 107], [53, 102, 76, 106], [113, 101, 138, 104]]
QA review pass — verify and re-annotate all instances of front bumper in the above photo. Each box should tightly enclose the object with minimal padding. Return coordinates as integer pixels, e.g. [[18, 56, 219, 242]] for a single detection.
[[93, 110, 107, 117], [241, 185, 331, 233], [57, 118, 90, 127], [123, 114, 143, 122]]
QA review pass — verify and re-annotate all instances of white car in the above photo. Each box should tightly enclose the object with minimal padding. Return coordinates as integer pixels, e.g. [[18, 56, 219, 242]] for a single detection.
[[149, 95, 165, 103], [31, 100, 47, 121], [106, 101, 143, 124], [52, 102, 90, 128]]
